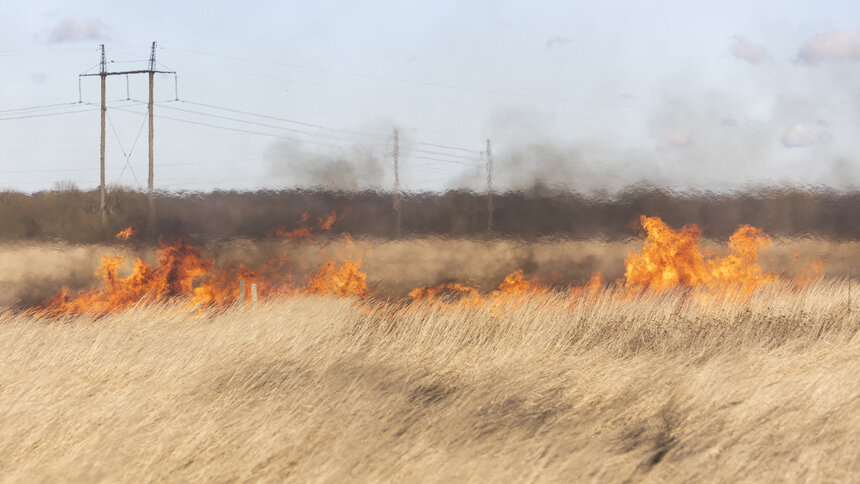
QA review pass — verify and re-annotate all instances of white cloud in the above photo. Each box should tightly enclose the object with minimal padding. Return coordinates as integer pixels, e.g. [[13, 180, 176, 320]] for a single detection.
[[796, 30, 860, 65], [48, 17, 111, 44], [781, 123, 828, 148], [729, 35, 768, 64]]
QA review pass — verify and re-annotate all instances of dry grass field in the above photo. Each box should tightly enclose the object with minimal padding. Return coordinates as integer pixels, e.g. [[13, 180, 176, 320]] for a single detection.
[[0, 282, 858, 482], [1, 228, 858, 482]]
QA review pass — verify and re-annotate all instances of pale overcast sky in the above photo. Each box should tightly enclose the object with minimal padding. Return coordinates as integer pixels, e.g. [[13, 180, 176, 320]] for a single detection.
[[1, 1, 859, 194]]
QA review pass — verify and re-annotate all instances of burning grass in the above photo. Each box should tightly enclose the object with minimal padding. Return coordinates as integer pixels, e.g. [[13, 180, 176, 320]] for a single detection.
[[38, 216, 823, 316], [0, 214, 857, 480], [0, 281, 857, 481]]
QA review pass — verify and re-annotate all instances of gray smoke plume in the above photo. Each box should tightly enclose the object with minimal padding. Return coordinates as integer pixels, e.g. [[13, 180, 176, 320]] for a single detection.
[[265, 139, 386, 190]]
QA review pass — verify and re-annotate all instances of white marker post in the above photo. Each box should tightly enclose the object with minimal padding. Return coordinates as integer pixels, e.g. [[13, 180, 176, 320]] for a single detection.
[[251, 283, 258, 310]]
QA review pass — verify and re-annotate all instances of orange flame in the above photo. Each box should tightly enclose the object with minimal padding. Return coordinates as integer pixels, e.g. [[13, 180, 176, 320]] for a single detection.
[[408, 282, 484, 306], [408, 270, 548, 307], [115, 226, 136, 240], [304, 259, 368, 297], [45, 235, 367, 316], [319, 212, 336, 231], [42, 214, 821, 317], [793, 254, 824, 286], [47, 239, 214, 316], [270, 211, 337, 240], [570, 273, 604, 299], [624, 216, 776, 292], [491, 270, 549, 297]]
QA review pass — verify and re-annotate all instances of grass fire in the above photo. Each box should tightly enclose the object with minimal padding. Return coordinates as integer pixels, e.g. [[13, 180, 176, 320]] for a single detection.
[[41, 214, 809, 316], [5, 3, 860, 480], [0, 209, 856, 482]]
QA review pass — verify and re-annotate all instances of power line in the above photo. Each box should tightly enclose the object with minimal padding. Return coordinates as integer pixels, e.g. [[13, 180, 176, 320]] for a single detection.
[[117, 108, 279, 136], [171, 99, 482, 153], [0, 166, 105, 174], [107, 105, 303, 140], [154, 102, 332, 138], [0, 107, 97, 121], [172, 59, 507, 114], [413, 148, 480, 160], [0, 47, 97, 55], [0, 101, 81, 114], [412, 156, 477, 166], [170, 56, 617, 128], [161, 46, 639, 109], [416, 142, 479, 153], [177, 99, 385, 138], [119, 103, 389, 149]]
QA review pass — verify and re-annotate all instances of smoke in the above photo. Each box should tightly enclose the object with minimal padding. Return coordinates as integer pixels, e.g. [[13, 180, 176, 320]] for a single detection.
[[265, 139, 386, 190], [441, 68, 860, 194], [729, 36, 768, 64], [266, 32, 860, 196], [796, 30, 860, 65], [47, 17, 112, 44]]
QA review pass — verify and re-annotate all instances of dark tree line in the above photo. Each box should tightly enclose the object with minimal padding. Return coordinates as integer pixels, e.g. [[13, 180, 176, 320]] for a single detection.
[[1, 185, 858, 243]]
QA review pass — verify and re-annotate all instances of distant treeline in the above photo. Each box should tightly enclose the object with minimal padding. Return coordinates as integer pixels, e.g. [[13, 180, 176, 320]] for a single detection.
[[1, 185, 858, 242]]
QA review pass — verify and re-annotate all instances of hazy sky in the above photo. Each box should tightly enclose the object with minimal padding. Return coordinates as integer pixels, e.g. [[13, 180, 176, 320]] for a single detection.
[[1, 1, 859, 194]]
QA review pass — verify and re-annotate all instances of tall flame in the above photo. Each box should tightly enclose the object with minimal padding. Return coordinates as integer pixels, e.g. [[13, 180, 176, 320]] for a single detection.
[[624, 216, 775, 292], [304, 259, 367, 297], [47, 239, 214, 316], [46, 236, 367, 316]]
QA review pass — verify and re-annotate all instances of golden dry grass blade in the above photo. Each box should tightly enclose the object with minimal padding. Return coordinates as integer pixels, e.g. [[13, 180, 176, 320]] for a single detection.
[[0, 281, 858, 482]]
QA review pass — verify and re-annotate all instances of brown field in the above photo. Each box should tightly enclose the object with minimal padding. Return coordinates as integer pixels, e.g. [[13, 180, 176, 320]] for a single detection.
[[0, 283, 857, 481], [0, 238, 858, 482]]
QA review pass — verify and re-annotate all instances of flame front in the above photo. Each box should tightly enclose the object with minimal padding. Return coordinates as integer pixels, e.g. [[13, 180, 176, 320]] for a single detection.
[[46, 236, 367, 316], [42, 215, 817, 317], [47, 239, 214, 316], [407, 216, 788, 307], [408, 269, 548, 307], [624, 215, 775, 292]]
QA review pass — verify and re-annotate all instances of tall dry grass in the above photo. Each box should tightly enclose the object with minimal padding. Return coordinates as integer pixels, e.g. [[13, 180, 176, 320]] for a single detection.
[[0, 281, 858, 482]]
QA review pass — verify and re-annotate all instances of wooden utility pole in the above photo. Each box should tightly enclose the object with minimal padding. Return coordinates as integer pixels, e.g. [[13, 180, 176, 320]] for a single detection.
[[99, 45, 107, 226], [80, 42, 174, 235], [393, 127, 402, 236], [486, 139, 494, 234], [147, 42, 156, 233]]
